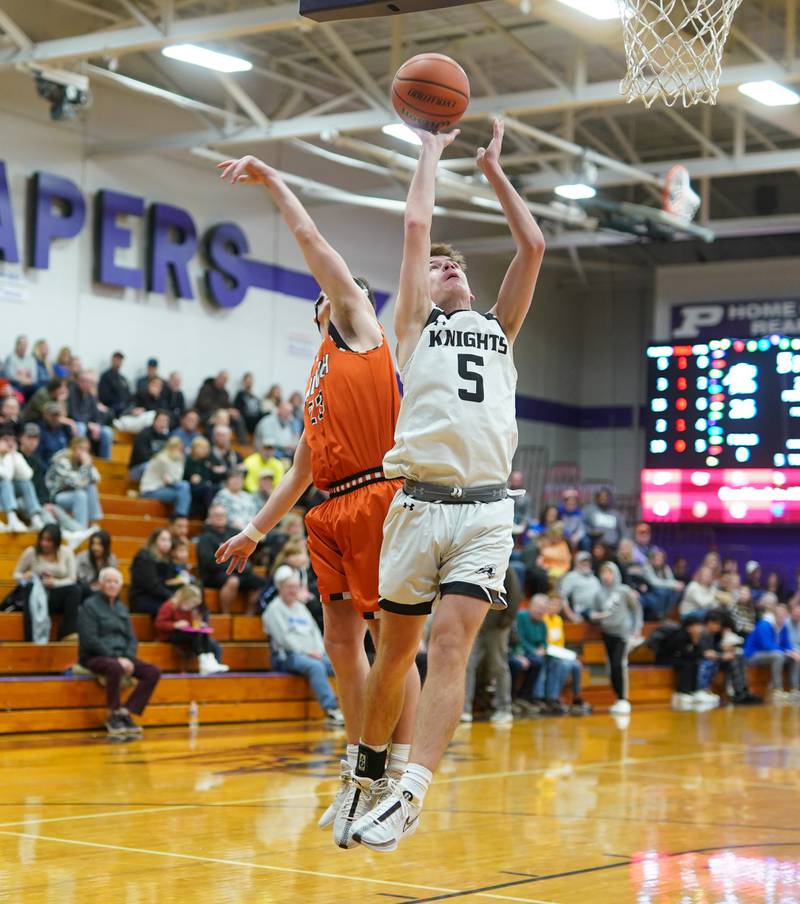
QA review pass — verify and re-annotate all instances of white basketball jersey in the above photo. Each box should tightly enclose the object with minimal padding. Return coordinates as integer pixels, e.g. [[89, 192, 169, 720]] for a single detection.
[[383, 307, 518, 486]]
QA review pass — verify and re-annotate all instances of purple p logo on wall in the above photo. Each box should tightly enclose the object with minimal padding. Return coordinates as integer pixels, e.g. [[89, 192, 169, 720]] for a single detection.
[[0, 160, 391, 313]]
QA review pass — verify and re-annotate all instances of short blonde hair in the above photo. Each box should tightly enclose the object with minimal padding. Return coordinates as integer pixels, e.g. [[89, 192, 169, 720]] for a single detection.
[[191, 436, 211, 456], [173, 584, 202, 607], [430, 242, 467, 271]]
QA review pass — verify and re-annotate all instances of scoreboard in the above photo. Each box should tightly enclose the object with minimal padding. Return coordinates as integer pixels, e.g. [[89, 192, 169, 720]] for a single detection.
[[642, 335, 800, 523]]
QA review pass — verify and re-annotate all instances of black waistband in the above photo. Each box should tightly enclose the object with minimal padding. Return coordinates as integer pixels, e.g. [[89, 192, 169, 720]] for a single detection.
[[403, 480, 509, 504]]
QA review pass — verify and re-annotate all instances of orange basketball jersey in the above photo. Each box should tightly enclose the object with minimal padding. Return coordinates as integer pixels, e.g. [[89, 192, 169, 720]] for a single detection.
[[303, 323, 400, 491]]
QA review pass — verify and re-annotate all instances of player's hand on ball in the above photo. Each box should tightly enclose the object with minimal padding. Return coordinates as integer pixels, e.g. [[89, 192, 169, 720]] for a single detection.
[[217, 155, 277, 187], [215, 533, 257, 575], [415, 128, 460, 154], [476, 118, 504, 175]]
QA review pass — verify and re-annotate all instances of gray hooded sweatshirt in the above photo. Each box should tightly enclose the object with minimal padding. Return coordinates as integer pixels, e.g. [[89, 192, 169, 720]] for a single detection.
[[592, 561, 643, 639]]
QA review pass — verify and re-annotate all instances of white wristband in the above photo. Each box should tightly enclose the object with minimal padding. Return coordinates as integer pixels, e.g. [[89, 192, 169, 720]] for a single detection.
[[243, 522, 266, 543]]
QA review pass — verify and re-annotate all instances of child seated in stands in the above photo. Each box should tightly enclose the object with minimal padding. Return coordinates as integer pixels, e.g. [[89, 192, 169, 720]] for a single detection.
[[169, 538, 198, 586], [697, 610, 760, 706], [155, 584, 228, 675]]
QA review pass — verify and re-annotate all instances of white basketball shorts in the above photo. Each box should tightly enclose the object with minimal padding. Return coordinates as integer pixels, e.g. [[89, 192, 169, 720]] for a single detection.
[[378, 490, 514, 615]]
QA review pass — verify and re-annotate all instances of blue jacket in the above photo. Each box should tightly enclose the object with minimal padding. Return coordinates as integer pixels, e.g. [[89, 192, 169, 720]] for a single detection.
[[37, 422, 72, 465], [744, 618, 793, 658]]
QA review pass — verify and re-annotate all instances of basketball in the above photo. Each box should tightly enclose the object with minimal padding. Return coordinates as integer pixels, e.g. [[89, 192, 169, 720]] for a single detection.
[[391, 53, 470, 133]]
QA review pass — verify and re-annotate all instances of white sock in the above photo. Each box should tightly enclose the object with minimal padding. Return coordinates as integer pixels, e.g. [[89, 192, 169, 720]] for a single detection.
[[398, 762, 432, 804], [346, 743, 358, 769], [387, 743, 411, 777]]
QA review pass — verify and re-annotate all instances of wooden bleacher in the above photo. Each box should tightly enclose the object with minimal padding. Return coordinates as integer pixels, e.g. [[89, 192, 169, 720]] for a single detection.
[[0, 432, 771, 734]]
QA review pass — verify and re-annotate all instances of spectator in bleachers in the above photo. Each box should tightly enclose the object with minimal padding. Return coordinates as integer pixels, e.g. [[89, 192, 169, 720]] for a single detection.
[[788, 599, 800, 660], [721, 556, 739, 576], [765, 570, 787, 603], [272, 539, 318, 609], [243, 440, 285, 494], [31, 340, 53, 387], [67, 356, 83, 384], [53, 346, 72, 378], [254, 402, 299, 459], [714, 570, 741, 611], [745, 560, 764, 602], [68, 370, 112, 460], [172, 409, 201, 449], [166, 372, 186, 425], [641, 547, 684, 621], [559, 488, 586, 550], [169, 514, 190, 545], [169, 538, 198, 588], [209, 425, 241, 483], [195, 371, 247, 442], [508, 470, 531, 526], [23, 377, 68, 424], [590, 540, 614, 575], [671, 555, 690, 585], [531, 504, 559, 537], [196, 504, 265, 614], [463, 566, 521, 724], [12, 524, 82, 640], [590, 561, 642, 716], [559, 552, 600, 621], [667, 614, 711, 710], [133, 375, 171, 414], [234, 372, 262, 434], [98, 351, 131, 417], [583, 488, 627, 550], [253, 471, 275, 509], [35, 402, 73, 466], [262, 383, 282, 416], [544, 597, 591, 715], [632, 522, 653, 565], [512, 595, 558, 713], [263, 565, 344, 726], [0, 395, 22, 437], [76, 530, 117, 600], [155, 584, 228, 675], [4, 335, 37, 399], [17, 423, 92, 545], [288, 391, 304, 435], [78, 567, 161, 738], [0, 428, 44, 532], [702, 551, 722, 582], [129, 528, 177, 616], [617, 538, 650, 597], [744, 598, 800, 703], [45, 437, 103, 529], [538, 523, 572, 585], [679, 565, 718, 618], [128, 410, 171, 482], [185, 435, 217, 518], [212, 469, 258, 531], [139, 437, 191, 517], [135, 358, 160, 396], [731, 584, 757, 638], [697, 610, 761, 706]]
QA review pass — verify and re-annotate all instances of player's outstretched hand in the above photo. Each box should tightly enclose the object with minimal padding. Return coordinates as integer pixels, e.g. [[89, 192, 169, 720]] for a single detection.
[[476, 118, 504, 176], [413, 127, 460, 155], [217, 155, 278, 187], [215, 533, 257, 576]]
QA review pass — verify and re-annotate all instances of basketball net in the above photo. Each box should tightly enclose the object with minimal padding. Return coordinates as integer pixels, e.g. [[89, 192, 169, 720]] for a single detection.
[[617, 0, 744, 107]]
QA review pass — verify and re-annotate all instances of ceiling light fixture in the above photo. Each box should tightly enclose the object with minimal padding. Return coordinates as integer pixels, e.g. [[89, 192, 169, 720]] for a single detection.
[[556, 0, 619, 21], [382, 123, 422, 145], [737, 80, 800, 106], [161, 44, 252, 73]]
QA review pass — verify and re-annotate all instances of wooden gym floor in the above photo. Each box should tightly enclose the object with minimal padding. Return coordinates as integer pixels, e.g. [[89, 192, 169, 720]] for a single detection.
[[1, 706, 799, 903]]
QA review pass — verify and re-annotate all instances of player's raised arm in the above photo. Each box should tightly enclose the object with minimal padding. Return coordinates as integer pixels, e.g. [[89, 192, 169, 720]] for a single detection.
[[395, 129, 460, 367], [481, 120, 545, 343], [217, 156, 371, 331], [215, 433, 313, 575]]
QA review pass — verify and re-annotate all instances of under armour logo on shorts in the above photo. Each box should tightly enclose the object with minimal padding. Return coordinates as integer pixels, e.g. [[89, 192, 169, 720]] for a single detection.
[[475, 564, 497, 578], [402, 502, 415, 511]]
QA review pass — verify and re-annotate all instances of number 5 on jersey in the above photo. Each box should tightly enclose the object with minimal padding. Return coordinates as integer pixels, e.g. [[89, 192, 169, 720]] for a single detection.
[[458, 353, 484, 403]]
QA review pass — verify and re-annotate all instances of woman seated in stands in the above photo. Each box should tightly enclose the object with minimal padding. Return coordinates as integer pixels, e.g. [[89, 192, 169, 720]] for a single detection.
[[139, 436, 191, 517], [12, 523, 82, 640], [76, 529, 117, 601], [78, 567, 161, 738], [0, 427, 45, 533], [129, 527, 185, 617], [44, 436, 103, 529], [155, 584, 228, 675], [184, 435, 216, 518], [679, 565, 719, 619], [537, 522, 572, 587]]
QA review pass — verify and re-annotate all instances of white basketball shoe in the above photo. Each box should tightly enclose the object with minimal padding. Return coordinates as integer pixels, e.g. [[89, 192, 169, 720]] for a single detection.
[[351, 786, 422, 853], [333, 773, 395, 849]]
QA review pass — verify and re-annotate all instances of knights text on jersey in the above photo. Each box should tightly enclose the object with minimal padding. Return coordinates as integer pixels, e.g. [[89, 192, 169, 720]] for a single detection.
[[382, 307, 518, 487]]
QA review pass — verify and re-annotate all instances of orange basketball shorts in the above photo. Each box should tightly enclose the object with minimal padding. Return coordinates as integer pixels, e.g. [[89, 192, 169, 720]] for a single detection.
[[305, 478, 403, 617]]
